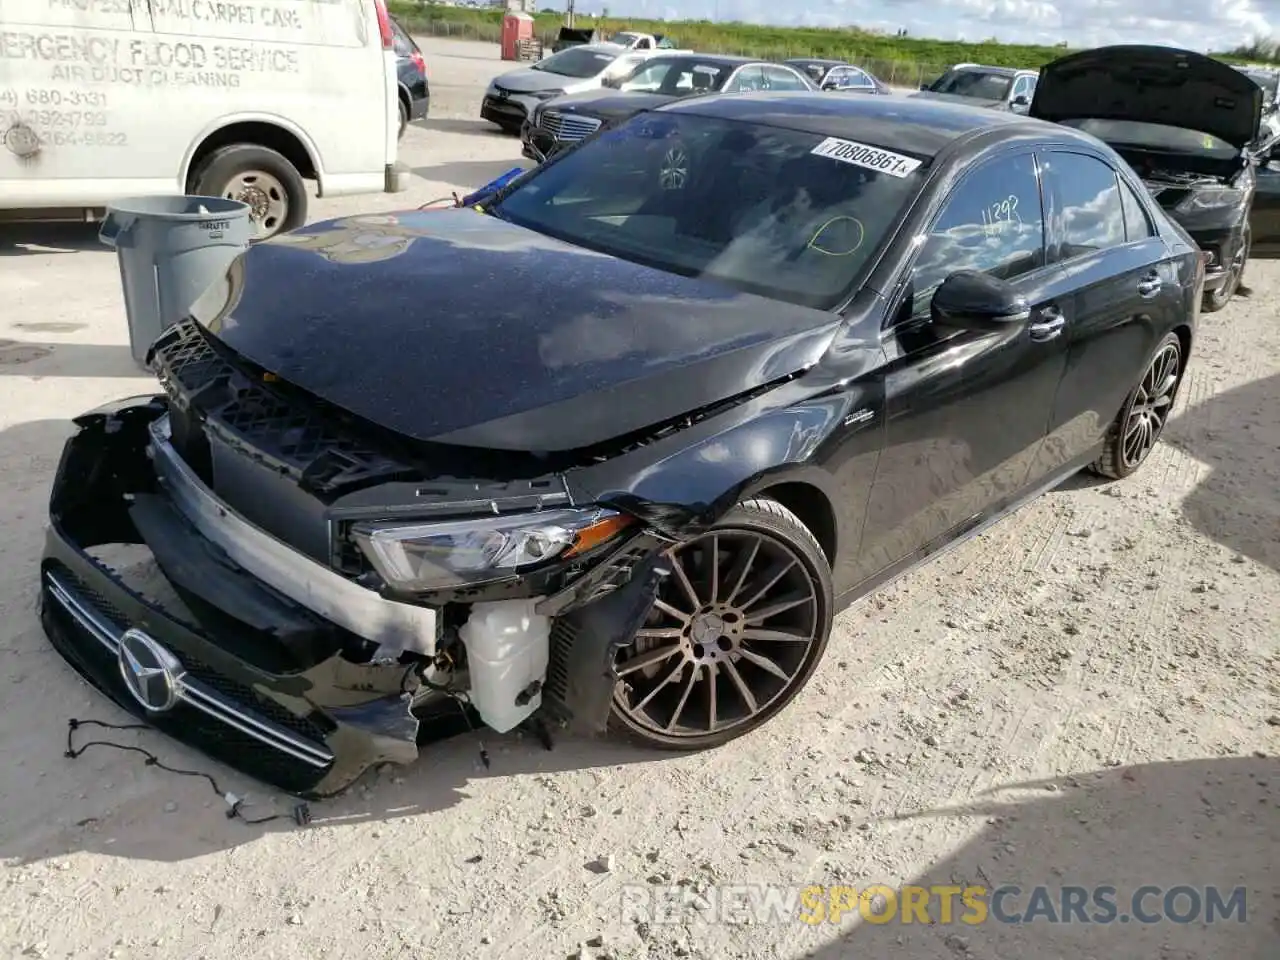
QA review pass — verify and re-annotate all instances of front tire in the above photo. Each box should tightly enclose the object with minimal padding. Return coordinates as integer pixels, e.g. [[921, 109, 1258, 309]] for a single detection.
[[1202, 226, 1249, 313], [610, 498, 833, 750], [1089, 331, 1184, 480], [189, 143, 307, 242]]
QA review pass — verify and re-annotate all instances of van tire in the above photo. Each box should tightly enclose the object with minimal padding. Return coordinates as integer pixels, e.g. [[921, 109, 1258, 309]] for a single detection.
[[189, 143, 307, 241], [398, 97, 410, 139]]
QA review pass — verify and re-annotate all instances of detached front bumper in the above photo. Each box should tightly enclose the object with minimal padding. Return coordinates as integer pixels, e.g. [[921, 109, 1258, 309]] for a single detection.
[[39, 399, 440, 798], [38, 397, 668, 798], [1188, 225, 1246, 292]]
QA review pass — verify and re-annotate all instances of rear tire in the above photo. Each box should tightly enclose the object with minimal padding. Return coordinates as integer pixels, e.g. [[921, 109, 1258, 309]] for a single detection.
[[1089, 331, 1184, 480], [398, 97, 410, 139], [609, 498, 833, 750], [189, 143, 307, 242]]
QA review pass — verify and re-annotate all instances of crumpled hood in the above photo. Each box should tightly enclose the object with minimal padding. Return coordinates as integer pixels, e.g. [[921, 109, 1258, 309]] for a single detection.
[[1030, 45, 1262, 148], [910, 90, 1007, 110], [192, 210, 841, 453]]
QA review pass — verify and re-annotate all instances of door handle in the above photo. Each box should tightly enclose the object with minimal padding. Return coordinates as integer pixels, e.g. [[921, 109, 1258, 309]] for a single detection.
[[1029, 306, 1066, 342], [1137, 272, 1162, 298]]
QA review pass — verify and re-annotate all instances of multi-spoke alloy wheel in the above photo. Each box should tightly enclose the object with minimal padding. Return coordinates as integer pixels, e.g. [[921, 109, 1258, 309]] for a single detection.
[[659, 145, 689, 190], [1091, 331, 1185, 480], [611, 499, 832, 749]]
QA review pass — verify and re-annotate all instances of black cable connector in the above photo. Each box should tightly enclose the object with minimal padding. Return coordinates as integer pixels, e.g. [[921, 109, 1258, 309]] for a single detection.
[[65, 718, 311, 828]]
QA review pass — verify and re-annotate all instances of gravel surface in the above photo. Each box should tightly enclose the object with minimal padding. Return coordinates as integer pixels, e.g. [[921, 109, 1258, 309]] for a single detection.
[[1, 37, 1276, 960]]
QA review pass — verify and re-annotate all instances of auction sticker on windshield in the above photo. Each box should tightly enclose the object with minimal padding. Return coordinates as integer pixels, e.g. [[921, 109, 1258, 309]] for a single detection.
[[811, 137, 923, 178]]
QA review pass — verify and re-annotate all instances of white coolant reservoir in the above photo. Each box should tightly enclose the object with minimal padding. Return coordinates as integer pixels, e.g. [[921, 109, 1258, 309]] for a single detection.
[[458, 599, 551, 733]]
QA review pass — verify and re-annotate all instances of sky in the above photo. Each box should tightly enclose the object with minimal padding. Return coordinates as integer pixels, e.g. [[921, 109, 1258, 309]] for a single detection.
[[567, 0, 1278, 53]]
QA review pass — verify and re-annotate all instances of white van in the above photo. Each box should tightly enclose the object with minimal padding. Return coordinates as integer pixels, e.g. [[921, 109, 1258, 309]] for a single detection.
[[0, 0, 408, 239]]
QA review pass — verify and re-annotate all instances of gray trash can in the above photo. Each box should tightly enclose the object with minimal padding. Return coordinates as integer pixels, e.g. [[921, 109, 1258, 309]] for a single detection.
[[100, 195, 252, 367]]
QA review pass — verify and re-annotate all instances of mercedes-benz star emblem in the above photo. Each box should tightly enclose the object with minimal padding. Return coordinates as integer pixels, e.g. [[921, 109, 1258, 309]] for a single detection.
[[118, 629, 185, 713]]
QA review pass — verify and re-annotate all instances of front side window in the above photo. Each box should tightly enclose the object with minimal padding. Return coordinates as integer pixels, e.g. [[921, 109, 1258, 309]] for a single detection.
[[1040, 151, 1127, 259], [847, 68, 874, 89], [764, 65, 811, 91], [907, 153, 1045, 318], [929, 68, 1014, 101], [726, 65, 766, 93], [490, 113, 926, 309], [620, 59, 731, 94], [532, 48, 619, 79]]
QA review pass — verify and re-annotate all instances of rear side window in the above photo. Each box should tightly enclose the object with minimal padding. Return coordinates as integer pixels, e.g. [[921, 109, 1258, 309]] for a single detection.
[[1041, 152, 1127, 259], [907, 152, 1045, 318], [1120, 179, 1155, 241]]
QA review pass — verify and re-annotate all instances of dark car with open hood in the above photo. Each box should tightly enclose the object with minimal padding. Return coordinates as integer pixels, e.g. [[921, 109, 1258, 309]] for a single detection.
[[40, 92, 1204, 798], [521, 54, 815, 162], [1030, 44, 1264, 312]]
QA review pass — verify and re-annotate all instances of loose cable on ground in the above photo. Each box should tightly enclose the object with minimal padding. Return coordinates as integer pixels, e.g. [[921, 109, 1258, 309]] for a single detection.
[[64, 718, 311, 827]]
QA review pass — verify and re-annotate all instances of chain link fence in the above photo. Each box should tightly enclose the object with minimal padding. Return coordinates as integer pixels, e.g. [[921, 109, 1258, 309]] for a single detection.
[[404, 17, 949, 89]]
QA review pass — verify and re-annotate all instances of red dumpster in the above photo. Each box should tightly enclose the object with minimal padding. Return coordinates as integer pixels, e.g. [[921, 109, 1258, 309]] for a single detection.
[[501, 12, 534, 61]]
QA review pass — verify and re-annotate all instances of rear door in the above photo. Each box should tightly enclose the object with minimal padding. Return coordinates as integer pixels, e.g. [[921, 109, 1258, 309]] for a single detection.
[[853, 149, 1072, 582], [1032, 149, 1181, 477]]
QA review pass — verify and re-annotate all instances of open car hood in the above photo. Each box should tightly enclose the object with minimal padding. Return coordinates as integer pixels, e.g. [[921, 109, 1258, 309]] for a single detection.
[[1029, 45, 1263, 148]]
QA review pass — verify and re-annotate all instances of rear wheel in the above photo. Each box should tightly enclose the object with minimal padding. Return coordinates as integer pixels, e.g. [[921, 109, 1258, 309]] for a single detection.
[[1089, 332, 1184, 480], [189, 143, 307, 242], [398, 96, 410, 139], [610, 498, 833, 750], [1202, 226, 1249, 312]]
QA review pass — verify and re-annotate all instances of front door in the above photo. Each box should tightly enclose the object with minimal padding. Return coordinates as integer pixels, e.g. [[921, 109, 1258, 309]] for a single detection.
[[1032, 149, 1184, 477], [853, 150, 1071, 582]]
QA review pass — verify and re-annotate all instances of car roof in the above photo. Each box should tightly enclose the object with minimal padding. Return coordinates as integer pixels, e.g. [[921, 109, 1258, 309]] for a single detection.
[[786, 58, 848, 68], [645, 52, 755, 67], [658, 91, 1072, 158], [570, 42, 628, 54], [948, 64, 1023, 77]]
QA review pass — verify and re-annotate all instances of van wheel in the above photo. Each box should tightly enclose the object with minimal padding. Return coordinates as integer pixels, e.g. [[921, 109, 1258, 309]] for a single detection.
[[190, 144, 307, 242], [398, 97, 410, 139]]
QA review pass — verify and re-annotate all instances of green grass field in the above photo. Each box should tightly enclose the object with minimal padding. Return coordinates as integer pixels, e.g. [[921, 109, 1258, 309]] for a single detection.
[[388, 2, 1275, 86]]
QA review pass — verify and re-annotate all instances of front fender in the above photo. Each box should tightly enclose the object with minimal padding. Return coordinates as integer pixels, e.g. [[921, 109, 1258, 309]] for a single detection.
[[568, 385, 856, 538]]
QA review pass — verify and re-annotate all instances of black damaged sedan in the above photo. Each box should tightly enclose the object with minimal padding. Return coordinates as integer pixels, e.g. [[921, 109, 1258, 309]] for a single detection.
[[41, 93, 1204, 798]]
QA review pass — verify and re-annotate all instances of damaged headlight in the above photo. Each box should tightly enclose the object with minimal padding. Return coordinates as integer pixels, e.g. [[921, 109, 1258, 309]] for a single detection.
[[1176, 186, 1247, 213], [352, 508, 634, 591]]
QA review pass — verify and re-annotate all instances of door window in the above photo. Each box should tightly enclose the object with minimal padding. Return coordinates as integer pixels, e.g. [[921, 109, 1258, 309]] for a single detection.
[[726, 66, 766, 92], [1041, 152, 1128, 259], [1119, 179, 1155, 241], [1011, 75, 1033, 101], [846, 68, 875, 89], [763, 66, 811, 91], [906, 153, 1046, 319]]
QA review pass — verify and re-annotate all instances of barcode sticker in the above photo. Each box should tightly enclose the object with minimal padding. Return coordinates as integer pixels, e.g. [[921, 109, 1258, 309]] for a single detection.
[[811, 137, 923, 178]]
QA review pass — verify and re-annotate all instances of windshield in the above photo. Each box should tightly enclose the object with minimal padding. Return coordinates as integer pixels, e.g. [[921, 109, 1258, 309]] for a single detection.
[[489, 113, 925, 309], [533, 47, 619, 78], [1060, 118, 1238, 157], [929, 68, 1013, 100], [619, 58, 732, 95]]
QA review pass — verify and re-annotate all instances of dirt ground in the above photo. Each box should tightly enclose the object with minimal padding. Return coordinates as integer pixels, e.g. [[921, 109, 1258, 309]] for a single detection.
[[1, 37, 1277, 960]]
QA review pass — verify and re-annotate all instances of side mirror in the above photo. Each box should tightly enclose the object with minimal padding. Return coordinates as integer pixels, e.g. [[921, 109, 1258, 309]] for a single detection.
[[822, 80, 839, 91], [602, 76, 619, 89], [919, 82, 930, 91], [931, 271, 1030, 331], [1011, 94, 1029, 106]]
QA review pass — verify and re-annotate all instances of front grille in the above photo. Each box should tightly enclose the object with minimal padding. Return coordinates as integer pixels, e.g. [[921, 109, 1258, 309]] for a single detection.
[[42, 562, 335, 795], [48, 562, 332, 745], [541, 111, 602, 142], [150, 320, 410, 496]]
